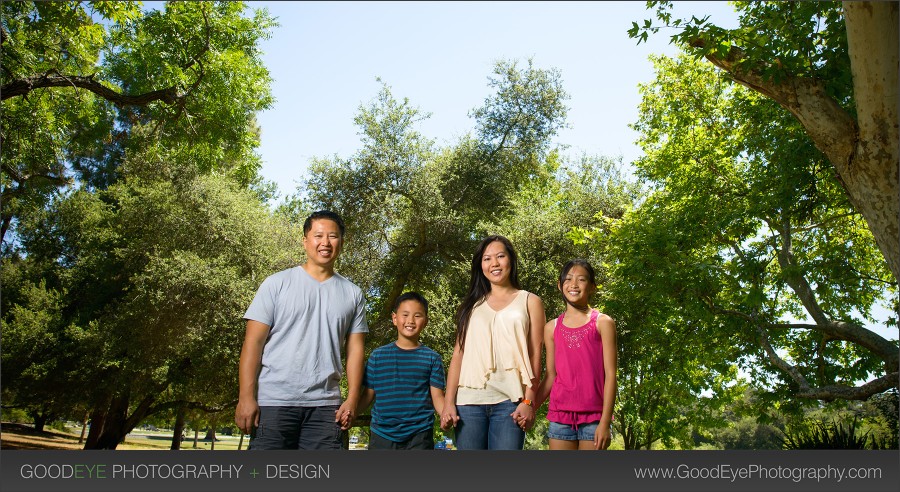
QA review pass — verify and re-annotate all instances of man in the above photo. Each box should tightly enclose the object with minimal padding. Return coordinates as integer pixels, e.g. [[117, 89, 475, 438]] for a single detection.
[[234, 210, 367, 449]]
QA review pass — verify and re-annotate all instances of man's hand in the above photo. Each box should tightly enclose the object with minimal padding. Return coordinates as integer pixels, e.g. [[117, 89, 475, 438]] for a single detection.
[[234, 397, 260, 435]]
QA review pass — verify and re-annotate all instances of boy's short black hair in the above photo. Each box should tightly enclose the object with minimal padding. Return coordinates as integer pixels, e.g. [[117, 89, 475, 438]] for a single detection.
[[393, 291, 429, 314], [303, 210, 345, 237]]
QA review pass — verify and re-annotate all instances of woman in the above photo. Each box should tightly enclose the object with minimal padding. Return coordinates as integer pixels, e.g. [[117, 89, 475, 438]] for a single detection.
[[440, 235, 545, 450]]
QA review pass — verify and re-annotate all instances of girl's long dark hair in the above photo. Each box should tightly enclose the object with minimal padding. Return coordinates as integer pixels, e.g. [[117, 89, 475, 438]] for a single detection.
[[455, 235, 521, 351]]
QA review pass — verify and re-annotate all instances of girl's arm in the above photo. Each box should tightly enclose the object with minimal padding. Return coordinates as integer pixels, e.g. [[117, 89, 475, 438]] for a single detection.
[[594, 313, 617, 450], [512, 293, 546, 430], [440, 342, 463, 430], [534, 318, 557, 410]]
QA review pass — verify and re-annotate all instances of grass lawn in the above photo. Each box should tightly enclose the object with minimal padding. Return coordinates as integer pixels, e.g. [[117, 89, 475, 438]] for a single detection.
[[0, 422, 250, 450]]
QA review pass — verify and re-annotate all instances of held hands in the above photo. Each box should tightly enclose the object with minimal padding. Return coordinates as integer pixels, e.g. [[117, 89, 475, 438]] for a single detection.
[[510, 402, 535, 431], [440, 405, 460, 430], [335, 400, 356, 431]]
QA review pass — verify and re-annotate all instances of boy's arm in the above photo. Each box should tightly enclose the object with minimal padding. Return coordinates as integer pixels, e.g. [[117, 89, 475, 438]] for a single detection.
[[430, 387, 445, 416], [337, 332, 366, 430], [235, 320, 270, 435], [357, 387, 375, 415]]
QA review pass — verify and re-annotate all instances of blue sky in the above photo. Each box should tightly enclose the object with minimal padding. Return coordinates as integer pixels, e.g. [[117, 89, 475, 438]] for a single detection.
[[252, 1, 740, 198]]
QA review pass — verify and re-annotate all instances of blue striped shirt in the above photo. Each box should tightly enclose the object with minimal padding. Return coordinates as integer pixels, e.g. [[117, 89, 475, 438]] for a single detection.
[[363, 343, 445, 442]]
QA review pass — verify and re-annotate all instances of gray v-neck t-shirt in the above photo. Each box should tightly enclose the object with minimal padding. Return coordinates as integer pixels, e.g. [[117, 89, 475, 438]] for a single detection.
[[244, 266, 368, 406]]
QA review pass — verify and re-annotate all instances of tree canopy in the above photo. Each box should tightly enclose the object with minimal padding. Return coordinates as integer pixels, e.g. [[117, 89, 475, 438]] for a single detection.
[[629, 0, 899, 284], [1, 1, 276, 245], [619, 1, 897, 408], [1, 0, 895, 451]]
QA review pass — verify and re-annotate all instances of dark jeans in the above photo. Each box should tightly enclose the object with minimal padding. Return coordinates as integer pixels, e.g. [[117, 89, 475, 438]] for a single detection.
[[250, 405, 344, 450], [368, 429, 434, 450], [454, 400, 525, 450]]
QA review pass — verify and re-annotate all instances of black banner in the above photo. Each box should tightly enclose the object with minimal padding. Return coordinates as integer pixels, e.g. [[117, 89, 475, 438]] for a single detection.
[[1, 450, 897, 492]]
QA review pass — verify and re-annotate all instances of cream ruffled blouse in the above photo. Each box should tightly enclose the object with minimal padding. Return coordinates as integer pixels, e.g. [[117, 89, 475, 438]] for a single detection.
[[456, 290, 535, 405]]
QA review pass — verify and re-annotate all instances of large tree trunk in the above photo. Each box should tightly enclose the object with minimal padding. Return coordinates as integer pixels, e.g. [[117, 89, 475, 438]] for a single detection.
[[83, 393, 156, 449], [83, 408, 105, 449], [90, 396, 131, 450], [29, 409, 50, 433], [695, 1, 900, 283], [170, 405, 187, 450], [78, 413, 89, 444], [841, 1, 900, 284]]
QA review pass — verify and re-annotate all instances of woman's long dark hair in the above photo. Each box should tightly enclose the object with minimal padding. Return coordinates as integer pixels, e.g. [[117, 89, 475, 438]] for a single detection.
[[454, 235, 521, 351]]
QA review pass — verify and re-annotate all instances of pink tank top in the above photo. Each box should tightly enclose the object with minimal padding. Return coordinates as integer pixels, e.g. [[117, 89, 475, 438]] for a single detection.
[[547, 309, 606, 426]]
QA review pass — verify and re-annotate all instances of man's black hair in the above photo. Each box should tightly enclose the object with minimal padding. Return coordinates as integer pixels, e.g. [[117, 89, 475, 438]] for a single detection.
[[303, 210, 345, 237]]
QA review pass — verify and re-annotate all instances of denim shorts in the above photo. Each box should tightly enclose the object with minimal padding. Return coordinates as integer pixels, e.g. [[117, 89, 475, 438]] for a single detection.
[[547, 420, 599, 441]]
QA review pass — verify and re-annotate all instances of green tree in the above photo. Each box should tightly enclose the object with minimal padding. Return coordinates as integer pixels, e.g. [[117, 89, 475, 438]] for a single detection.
[[3, 168, 300, 449], [0, 272, 79, 431], [1, 1, 280, 448], [1, 1, 275, 244], [615, 52, 896, 409], [630, 0, 899, 284], [292, 59, 570, 350]]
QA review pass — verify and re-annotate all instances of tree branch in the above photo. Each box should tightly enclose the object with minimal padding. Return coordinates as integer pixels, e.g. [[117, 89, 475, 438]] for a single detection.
[[791, 212, 859, 233], [755, 320, 899, 401], [688, 39, 858, 174], [691, 8, 900, 283], [770, 321, 899, 367], [755, 323, 813, 391], [2, 73, 179, 107], [148, 398, 237, 416], [796, 372, 899, 401], [768, 215, 830, 325], [765, 216, 899, 366]]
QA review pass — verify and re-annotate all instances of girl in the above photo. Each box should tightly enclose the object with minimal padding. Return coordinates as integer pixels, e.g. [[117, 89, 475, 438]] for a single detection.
[[534, 259, 617, 450], [440, 235, 545, 450]]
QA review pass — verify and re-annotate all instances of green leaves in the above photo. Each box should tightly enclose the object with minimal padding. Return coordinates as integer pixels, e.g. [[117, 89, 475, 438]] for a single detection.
[[295, 60, 572, 340], [631, 2, 850, 90], [619, 48, 895, 407], [2, 1, 276, 245]]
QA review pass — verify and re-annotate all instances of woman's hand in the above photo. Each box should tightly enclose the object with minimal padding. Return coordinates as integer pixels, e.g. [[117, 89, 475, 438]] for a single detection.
[[510, 402, 535, 431], [441, 404, 460, 430]]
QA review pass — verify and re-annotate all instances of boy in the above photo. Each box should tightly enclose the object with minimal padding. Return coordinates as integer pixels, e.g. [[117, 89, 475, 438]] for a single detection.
[[358, 291, 446, 450]]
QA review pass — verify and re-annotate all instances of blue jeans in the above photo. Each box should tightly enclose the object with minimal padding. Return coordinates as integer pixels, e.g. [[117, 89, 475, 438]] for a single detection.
[[454, 400, 525, 450], [250, 406, 344, 450]]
